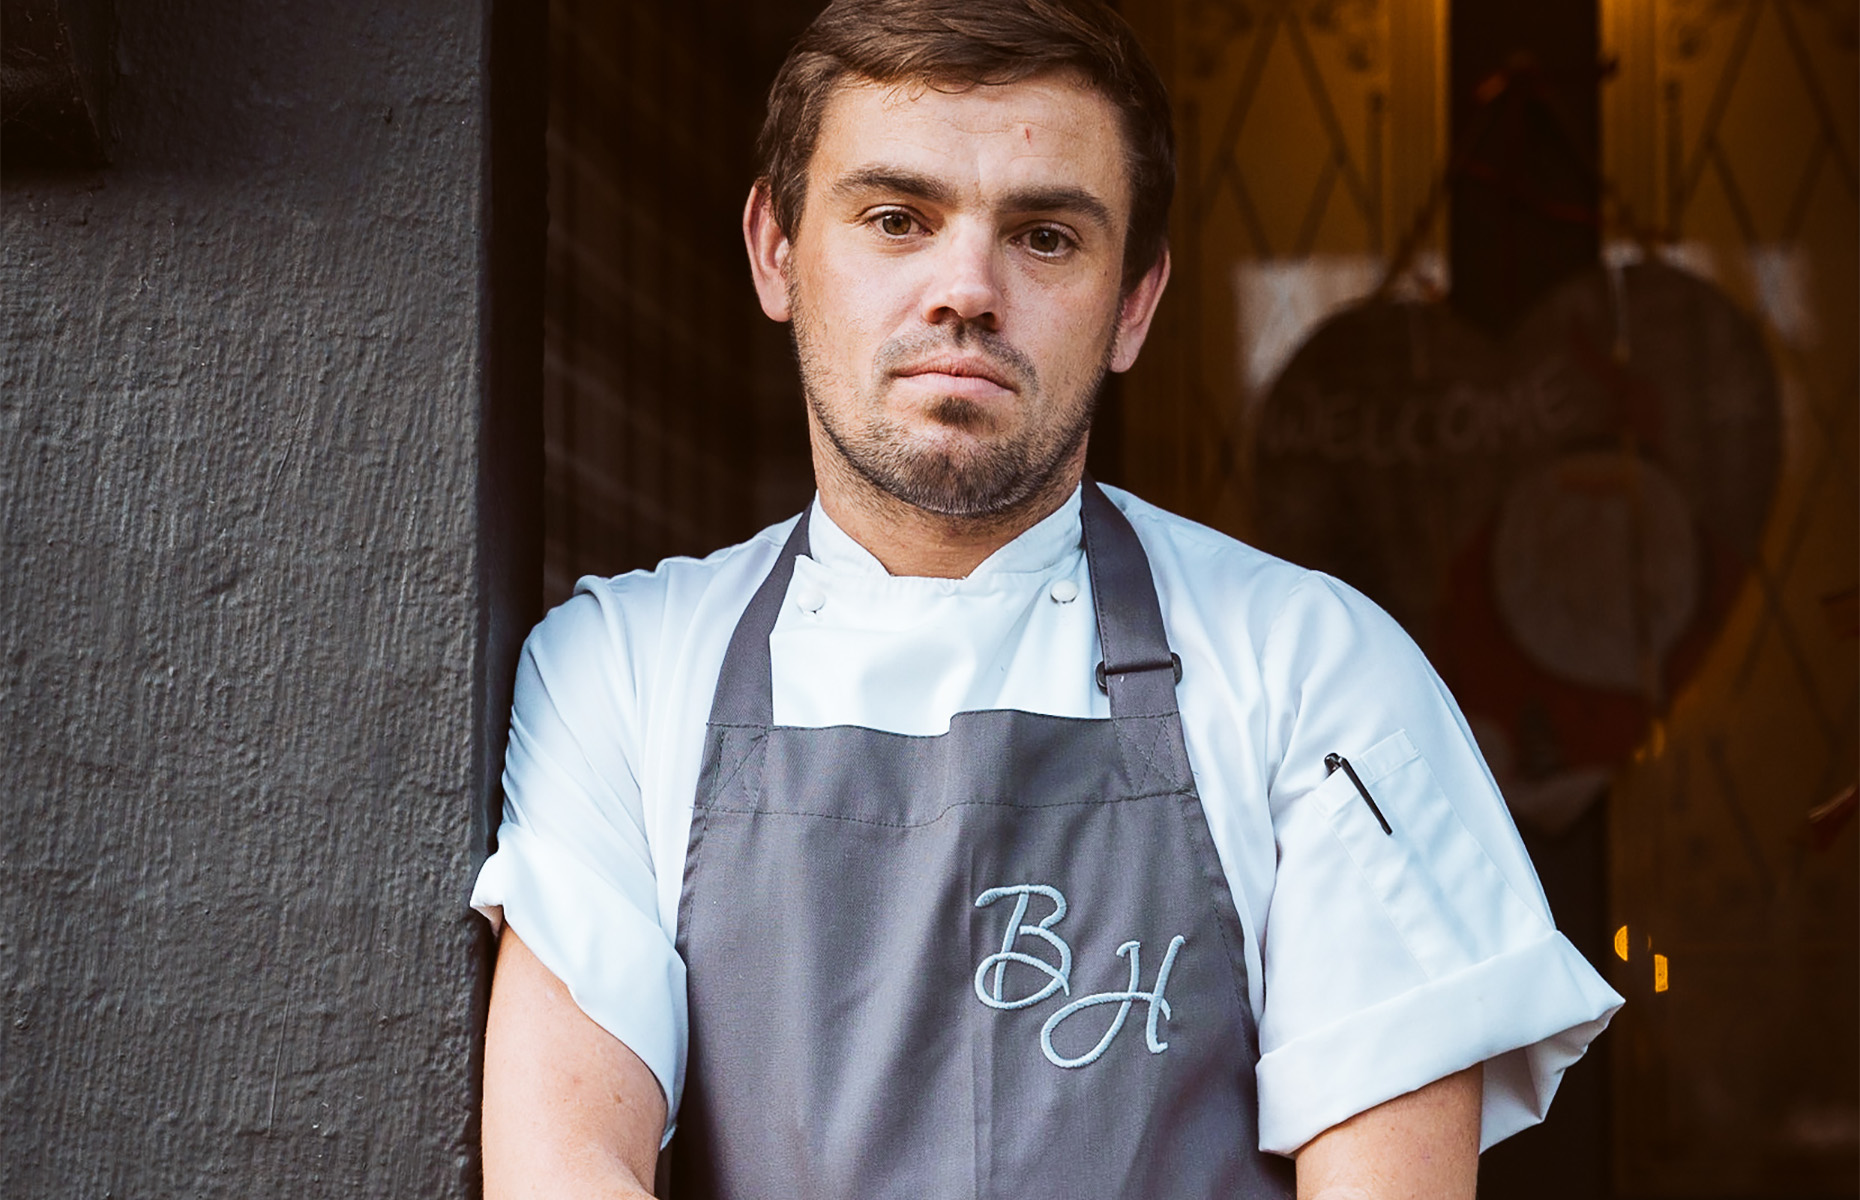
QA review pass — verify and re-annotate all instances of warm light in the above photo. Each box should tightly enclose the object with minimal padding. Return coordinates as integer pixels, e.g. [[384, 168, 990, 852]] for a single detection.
[[1631, 720, 1668, 765], [1654, 954, 1670, 992], [1614, 926, 1630, 961]]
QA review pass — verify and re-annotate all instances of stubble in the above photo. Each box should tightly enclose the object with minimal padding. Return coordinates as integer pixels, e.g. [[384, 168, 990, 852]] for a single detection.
[[789, 283, 1112, 520]]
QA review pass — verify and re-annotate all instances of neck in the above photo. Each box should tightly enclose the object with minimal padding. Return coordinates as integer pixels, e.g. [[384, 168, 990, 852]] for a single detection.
[[809, 432, 1088, 579]]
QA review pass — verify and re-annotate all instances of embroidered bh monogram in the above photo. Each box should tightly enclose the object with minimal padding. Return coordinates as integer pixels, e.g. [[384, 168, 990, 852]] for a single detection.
[[973, 883, 1187, 1068]]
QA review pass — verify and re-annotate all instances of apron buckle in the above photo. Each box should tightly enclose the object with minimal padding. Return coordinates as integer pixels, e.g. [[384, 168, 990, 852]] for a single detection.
[[1095, 652, 1183, 693]]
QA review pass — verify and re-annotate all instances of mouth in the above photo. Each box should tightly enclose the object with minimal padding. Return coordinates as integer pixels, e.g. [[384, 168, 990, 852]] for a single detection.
[[891, 356, 1019, 400]]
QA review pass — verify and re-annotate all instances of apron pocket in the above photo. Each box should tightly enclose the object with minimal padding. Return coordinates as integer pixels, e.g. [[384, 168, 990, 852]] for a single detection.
[[1315, 730, 1546, 979]]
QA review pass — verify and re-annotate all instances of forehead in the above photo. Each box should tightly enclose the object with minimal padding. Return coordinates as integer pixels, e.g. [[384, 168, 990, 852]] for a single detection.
[[809, 74, 1132, 211]]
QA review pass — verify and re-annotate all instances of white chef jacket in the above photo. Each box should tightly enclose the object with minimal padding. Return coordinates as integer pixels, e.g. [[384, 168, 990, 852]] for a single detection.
[[472, 483, 1622, 1156]]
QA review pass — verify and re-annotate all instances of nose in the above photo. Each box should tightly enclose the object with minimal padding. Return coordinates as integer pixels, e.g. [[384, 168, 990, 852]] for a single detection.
[[919, 221, 1002, 331]]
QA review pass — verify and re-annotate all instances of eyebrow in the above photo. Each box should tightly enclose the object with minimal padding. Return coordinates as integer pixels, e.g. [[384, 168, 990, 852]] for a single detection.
[[829, 166, 958, 208], [827, 166, 1117, 231]]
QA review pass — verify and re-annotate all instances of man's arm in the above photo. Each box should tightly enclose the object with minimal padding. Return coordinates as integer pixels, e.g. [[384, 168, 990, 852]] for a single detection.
[[1294, 1066, 1482, 1199], [483, 923, 667, 1199], [482, 914, 1478, 1199]]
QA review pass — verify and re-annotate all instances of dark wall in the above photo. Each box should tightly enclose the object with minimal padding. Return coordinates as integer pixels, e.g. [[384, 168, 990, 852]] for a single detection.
[[1, 2, 532, 1194]]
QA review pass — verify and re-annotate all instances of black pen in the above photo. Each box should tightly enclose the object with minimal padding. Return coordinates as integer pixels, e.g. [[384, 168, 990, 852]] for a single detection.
[[1325, 752, 1392, 835]]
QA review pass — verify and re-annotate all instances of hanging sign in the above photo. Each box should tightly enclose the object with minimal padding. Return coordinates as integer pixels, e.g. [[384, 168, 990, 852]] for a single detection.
[[1254, 261, 1780, 833]]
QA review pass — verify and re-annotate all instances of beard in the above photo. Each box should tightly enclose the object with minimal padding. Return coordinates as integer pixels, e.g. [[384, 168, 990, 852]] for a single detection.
[[791, 290, 1112, 519]]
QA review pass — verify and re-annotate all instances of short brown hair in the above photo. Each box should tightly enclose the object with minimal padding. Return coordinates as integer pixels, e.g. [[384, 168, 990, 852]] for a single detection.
[[757, 0, 1175, 290]]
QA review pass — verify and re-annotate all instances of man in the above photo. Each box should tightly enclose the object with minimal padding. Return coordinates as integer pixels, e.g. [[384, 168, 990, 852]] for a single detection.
[[474, 1, 1622, 1196]]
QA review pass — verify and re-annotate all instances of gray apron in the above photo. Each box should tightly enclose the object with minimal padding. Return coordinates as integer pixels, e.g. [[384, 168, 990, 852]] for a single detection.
[[668, 481, 1295, 1199]]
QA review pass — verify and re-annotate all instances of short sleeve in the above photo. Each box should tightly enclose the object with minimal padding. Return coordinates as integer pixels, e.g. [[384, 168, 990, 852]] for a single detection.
[[1254, 572, 1622, 1155], [471, 589, 686, 1145]]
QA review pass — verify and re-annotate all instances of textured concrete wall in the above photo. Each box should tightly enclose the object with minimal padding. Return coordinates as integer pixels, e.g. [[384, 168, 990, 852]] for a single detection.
[[1, 3, 511, 1194]]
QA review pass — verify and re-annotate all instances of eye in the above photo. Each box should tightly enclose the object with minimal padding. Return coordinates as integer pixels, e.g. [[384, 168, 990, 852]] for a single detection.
[[1024, 226, 1073, 257], [875, 211, 916, 237]]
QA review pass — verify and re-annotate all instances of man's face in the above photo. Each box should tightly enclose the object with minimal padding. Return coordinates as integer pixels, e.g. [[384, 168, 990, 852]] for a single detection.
[[753, 75, 1163, 518]]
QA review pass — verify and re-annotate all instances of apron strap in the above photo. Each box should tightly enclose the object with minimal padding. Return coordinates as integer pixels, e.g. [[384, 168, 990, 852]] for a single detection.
[[706, 482, 1181, 727], [1080, 477, 1182, 719], [706, 509, 811, 726]]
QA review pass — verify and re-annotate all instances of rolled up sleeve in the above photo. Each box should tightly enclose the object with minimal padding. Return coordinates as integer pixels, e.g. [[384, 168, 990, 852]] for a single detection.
[[1255, 573, 1623, 1154], [471, 589, 686, 1144]]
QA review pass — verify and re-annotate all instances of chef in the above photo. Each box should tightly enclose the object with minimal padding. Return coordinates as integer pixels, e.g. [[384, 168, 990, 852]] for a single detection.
[[473, 1, 1623, 1196]]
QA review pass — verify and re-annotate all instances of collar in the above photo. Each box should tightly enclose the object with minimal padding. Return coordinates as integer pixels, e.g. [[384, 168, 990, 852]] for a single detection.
[[805, 485, 1086, 581]]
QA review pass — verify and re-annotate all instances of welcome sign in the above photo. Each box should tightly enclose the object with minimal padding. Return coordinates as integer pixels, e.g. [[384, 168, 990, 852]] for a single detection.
[[1254, 261, 1780, 833]]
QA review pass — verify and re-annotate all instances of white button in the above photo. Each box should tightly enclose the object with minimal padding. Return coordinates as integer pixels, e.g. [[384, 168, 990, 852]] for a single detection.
[[1049, 579, 1079, 604], [794, 586, 826, 614]]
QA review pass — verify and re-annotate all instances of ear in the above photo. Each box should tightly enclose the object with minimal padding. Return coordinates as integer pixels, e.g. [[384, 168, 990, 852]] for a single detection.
[[744, 182, 794, 323], [1107, 246, 1171, 374]]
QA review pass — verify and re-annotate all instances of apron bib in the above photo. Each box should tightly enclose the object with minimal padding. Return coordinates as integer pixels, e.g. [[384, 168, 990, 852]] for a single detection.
[[668, 481, 1295, 1199]]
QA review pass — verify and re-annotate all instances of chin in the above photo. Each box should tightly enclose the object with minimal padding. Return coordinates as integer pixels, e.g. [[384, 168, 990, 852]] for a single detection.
[[812, 378, 1083, 518], [865, 439, 1054, 518]]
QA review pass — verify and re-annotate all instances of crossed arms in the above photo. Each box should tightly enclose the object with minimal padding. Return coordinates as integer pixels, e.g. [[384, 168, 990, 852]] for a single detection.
[[482, 925, 1481, 1200]]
